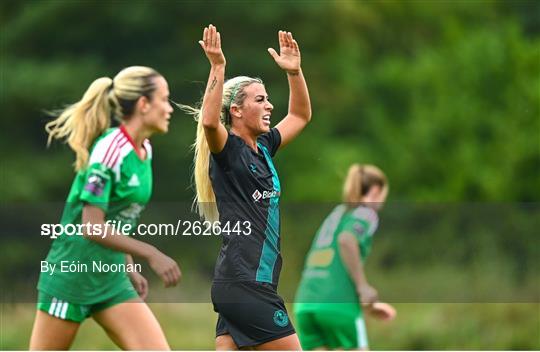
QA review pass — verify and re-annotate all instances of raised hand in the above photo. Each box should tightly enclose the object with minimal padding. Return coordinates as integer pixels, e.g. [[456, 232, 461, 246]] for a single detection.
[[268, 30, 301, 74], [199, 24, 226, 67]]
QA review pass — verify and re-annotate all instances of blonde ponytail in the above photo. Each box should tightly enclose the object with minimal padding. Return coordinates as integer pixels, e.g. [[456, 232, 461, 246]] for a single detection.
[[176, 103, 218, 222], [343, 164, 363, 204], [194, 115, 219, 222], [45, 77, 113, 171], [343, 163, 388, 206], [45, 66, 161, 172]]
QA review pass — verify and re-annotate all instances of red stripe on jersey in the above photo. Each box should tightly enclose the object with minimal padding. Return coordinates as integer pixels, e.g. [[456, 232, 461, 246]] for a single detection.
[[102, 131, 124, 165], [103, 136, 127, 167], [120, 125, 144, 160], [107, 137, 129, 169]]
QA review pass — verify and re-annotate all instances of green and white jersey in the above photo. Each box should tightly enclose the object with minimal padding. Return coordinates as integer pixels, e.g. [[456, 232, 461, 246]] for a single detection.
[[38, 126, 153, 305], [294, 204, 379, 316]]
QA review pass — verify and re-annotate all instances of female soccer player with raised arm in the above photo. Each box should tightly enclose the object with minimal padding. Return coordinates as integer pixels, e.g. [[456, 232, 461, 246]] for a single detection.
[[30, 66, 181, 350], [185, 24, 311, 350], [294, 164, 396, 350]]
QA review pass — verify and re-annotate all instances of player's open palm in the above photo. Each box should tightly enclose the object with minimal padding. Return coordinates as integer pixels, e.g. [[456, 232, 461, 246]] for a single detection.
[[268, 30, 301, 74], [199, 24, 225, 67]]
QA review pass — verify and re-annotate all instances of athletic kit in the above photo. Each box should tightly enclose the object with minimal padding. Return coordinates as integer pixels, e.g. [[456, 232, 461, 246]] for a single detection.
[[210, 128, 295, 347], [294, 204, 379, 350], [37, 126, 151, 322]]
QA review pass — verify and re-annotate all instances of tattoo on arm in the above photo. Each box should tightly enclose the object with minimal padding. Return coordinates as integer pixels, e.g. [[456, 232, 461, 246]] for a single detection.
[[209, 77, 217, 92]]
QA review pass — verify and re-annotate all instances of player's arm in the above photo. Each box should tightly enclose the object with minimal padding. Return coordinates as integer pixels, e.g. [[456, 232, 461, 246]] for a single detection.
[[198, 24, 228, 153], [126, 254, 148, 300], [81, 205, 181, 287], [269, 31, 312, 149], [337, 231, 378, 305]]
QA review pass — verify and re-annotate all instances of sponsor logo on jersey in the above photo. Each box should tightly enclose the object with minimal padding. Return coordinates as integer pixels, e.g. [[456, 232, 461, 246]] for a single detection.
[[252, 189, 280, 202], [127, 174, 140, 187], [252, 190, 262, 201], [273, 309, 289, 327]]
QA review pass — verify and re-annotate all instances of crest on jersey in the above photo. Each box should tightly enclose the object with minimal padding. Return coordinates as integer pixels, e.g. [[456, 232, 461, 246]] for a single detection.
[[84, 171, 107, 196], [353, 222, 366, 236], [249, 163, 257, 173]]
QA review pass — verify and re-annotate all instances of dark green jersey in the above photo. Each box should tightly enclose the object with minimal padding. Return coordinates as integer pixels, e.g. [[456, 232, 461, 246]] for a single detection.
[[38, 126, 152, 304], [294, 205, 379, 315]]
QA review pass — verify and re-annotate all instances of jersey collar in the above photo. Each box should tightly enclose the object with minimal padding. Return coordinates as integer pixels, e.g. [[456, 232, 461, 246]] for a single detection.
[[120, 124, 147, 161]]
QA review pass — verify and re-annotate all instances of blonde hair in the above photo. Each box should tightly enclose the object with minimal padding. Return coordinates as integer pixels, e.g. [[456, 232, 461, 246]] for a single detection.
[[45, 66, 160, 171], [343, 164, 388, 206], [180, 76, 262, 221]]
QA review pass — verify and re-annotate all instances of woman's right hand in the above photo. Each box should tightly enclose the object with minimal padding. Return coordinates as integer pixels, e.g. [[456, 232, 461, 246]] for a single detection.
[[199, 24, 226, 67], [146, 249, 182, 287]]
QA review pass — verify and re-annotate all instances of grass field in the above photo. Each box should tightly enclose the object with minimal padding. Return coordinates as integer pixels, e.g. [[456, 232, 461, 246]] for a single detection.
[[1, 302, 538, 350]]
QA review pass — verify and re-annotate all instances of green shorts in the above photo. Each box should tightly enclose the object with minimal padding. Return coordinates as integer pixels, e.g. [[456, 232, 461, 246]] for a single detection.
[[37, 287, 139, 323], [294, 309, 368, 350]]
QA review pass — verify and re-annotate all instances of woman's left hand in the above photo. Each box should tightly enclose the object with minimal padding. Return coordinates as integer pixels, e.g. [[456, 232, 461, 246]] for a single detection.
[[268, 30, 301, 75], [129, 271, 149, 300]]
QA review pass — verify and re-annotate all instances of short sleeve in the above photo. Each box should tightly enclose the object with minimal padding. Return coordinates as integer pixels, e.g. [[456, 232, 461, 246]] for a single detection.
[[257, 128, 281, 157], [79, 162, 114, 212], [341, 217, 369, 241], [211, 133, 241, 171], [341, 207, 379, 241]]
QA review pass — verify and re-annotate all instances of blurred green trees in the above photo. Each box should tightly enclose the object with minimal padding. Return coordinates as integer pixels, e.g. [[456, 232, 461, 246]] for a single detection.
[[1, 0, 538, 202]]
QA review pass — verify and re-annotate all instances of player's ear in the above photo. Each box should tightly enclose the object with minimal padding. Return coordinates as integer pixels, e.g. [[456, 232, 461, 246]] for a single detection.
[[136, 96, 151, 115], [230, 104, 242, 119]]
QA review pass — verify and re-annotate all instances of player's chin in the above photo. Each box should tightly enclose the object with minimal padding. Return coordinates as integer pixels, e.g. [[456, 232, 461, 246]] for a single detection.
[[156, 121, 169, 134]]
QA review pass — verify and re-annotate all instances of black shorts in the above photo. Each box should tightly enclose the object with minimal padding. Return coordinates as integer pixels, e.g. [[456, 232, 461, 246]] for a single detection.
[[211, 281, 296, 348]]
